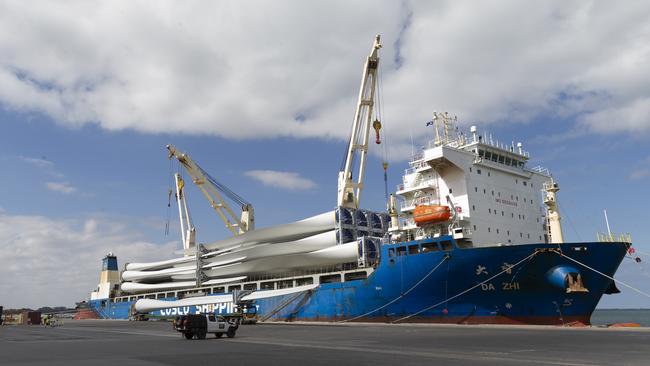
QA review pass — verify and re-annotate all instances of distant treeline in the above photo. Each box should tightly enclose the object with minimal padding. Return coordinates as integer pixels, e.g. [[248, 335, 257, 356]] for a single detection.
[[2, 306, 73, 314]]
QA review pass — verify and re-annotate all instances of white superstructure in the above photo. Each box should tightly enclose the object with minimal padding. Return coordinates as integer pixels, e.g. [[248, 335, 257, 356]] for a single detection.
[[391, 113, 558, 248]]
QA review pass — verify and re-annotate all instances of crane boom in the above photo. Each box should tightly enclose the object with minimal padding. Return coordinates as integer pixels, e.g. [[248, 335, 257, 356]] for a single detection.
[[337, 35, 382, 209], [174, 173, 196, 253], [167, 144, 254, 236]]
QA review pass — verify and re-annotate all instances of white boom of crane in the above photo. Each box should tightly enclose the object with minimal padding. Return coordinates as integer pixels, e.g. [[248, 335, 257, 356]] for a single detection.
[[167, 144, 255, 236], [337, 35, 382, 209], [174, 173, 196, 253]]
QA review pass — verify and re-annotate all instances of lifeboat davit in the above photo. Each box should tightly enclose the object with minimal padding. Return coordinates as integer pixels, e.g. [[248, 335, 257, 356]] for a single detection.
[[413, 205, 451, 226]]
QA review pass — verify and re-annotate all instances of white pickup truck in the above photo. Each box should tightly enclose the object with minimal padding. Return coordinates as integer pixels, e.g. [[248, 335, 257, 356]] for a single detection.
[[174, 313, 241, 340]]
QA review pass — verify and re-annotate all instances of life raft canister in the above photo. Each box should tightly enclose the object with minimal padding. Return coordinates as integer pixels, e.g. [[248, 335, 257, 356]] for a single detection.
[[413, 205, 451, 226]]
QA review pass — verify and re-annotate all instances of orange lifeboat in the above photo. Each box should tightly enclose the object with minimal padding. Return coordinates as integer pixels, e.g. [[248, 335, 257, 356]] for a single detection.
[[413, 205, 451, 226]]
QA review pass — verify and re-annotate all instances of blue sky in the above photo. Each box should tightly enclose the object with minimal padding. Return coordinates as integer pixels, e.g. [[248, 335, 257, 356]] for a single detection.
[[1, 1, 649, 309]]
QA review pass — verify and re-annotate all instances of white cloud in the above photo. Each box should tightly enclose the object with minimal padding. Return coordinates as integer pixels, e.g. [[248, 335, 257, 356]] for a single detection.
[[629, 169, 650, 181], [0, 1, 649, 159], [0, 211, 178, 308], [18, 155, 66, 179], [46, 181, 77, 194], [245, 170, 316, 190], [18, 156, 54, 168]]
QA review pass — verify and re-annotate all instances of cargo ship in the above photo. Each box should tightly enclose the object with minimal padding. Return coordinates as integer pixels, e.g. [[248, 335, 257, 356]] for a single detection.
[[87, 36, 631, 325]]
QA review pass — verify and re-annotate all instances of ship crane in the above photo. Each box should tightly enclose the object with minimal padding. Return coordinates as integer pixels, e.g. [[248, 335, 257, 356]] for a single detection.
[[173, 172, 196, 253], [337, 35, 382, 209], [167, 144, 255, 238]]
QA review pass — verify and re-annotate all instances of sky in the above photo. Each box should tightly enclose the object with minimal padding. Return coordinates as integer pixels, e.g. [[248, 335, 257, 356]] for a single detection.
[[1, 0, 649, 309]]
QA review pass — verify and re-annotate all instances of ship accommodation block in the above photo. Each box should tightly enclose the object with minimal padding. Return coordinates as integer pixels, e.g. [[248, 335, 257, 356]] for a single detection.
[[397, 139, 552, 248]]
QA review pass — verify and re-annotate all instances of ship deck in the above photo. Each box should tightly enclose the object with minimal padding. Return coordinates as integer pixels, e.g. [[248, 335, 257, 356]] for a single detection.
[[1, 320, 649, 365]]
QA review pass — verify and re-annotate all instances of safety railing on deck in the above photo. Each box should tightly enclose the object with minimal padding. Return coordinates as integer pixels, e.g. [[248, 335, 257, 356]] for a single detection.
[[396, 179, 437, 193], [596, 232, 632, 243]]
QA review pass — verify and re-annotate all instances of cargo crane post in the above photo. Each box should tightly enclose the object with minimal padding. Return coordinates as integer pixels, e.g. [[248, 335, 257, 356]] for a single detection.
[[173, 173, 196, 253], [337, 35, 382, 209]]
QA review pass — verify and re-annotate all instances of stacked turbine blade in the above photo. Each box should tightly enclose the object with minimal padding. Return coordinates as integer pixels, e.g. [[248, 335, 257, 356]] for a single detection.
[[119, 211, 360, 293]]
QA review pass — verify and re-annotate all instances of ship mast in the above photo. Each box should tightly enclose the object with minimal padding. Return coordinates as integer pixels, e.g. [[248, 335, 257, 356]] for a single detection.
[[337, 35, 382, 209], [543, 178, 564, 243]]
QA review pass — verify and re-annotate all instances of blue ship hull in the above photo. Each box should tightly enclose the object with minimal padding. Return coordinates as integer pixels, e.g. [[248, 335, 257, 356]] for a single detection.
[[90, 237, 628, 325]]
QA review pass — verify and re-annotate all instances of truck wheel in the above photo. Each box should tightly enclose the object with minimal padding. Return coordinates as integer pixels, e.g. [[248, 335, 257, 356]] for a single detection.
[[184, 332, 193, 340], [226, 328, 236, 338], [215, 333, 223, 338]]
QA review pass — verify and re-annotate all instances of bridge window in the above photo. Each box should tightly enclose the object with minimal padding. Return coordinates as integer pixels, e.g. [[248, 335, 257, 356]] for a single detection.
[[408, 244, 420, 255], [244, 283, 257, 291], [228, 285, 241, 292], [396, 246, 407, 256], [261, 282, 275, 290]]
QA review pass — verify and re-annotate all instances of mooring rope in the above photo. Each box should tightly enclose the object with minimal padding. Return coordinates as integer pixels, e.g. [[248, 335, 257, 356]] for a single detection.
[[393, 251, 539, 323], [557, 252, 650, 299], [339, 254, 450, 323]]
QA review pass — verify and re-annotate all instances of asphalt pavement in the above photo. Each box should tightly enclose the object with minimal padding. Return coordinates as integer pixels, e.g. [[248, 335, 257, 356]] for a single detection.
[[0, 320, 649, 366]]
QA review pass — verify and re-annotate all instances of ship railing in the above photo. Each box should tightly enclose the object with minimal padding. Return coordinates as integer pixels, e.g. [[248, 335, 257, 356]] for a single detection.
[[530, 165, 551, 176], [245, 262, 361, 283], [596, 232, 632, 244], [426, 137, 466, 149], [404, 161, 430, 175], [402, 218, 416, 228], [400, 196, 439, 211], [396, 179, 437, 193], [410, 152, 423, 162]]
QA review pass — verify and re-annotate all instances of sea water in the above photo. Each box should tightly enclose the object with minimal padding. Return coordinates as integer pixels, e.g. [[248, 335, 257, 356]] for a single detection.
[[591, 309, 650, 326]]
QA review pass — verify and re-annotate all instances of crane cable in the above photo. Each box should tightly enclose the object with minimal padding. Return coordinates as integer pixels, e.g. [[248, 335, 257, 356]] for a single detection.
[[338, 254, 450, 323], [197, 165, 250, 208], [378, 63, 390, 204], [555, 251, 650, 299], [164, 158, 173, 236], [393, 251, 539, 323]]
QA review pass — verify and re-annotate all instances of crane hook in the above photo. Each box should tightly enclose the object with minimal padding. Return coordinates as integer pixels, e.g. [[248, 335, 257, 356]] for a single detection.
[[373, 119, 382, 144]]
